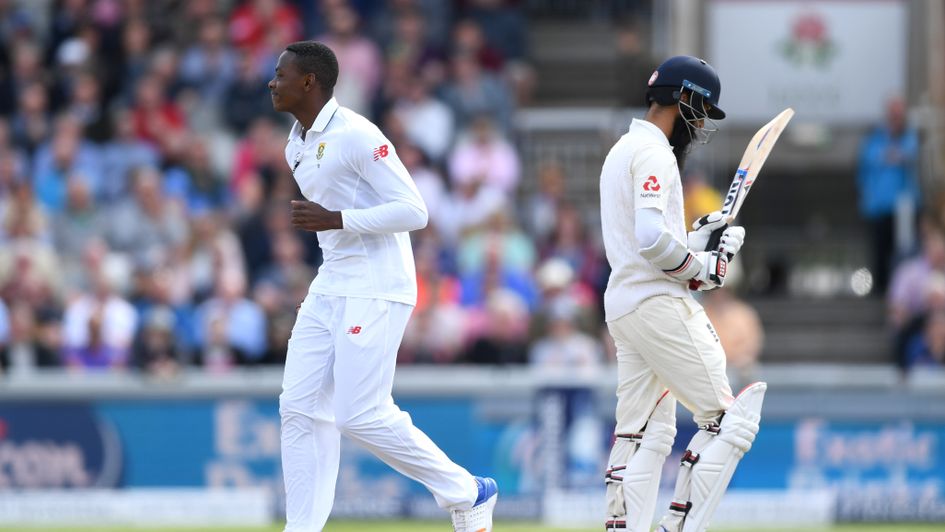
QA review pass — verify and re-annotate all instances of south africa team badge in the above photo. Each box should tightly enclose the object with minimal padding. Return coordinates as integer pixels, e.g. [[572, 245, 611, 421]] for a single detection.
[[317, 142, 326, 160]]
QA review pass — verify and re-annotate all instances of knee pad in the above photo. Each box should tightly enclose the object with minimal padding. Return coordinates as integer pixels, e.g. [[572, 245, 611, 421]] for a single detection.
[[658, 382, 766, 532], [606, 393, 677, 532]]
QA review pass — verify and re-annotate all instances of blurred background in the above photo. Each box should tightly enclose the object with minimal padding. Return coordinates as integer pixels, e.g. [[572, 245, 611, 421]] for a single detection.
[[0, 0, 942, 529]]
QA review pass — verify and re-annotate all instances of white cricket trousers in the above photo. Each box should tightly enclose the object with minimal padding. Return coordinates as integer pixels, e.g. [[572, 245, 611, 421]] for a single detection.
[[607, 295, 735, 434], [280, 295, 477, 532]]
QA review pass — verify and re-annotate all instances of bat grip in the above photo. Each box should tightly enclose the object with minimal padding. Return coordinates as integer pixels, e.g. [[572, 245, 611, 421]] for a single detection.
[[705, 224, 728, 252], [688, 223, 731, 291]]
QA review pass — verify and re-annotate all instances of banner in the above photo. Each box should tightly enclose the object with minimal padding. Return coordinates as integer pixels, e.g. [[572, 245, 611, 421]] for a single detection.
[[1, 395, 944, 522], [708, 0, 908, 124]]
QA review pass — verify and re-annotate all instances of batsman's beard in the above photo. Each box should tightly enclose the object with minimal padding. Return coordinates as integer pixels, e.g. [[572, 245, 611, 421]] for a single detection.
[[669, 115, 695, 172]]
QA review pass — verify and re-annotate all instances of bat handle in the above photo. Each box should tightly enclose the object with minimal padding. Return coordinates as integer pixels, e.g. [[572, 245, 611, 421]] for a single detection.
[[705, 223, 728, 252]]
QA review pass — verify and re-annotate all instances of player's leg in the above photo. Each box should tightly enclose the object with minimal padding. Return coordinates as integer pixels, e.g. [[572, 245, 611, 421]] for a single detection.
[[280, 295, 341, 532], [604, 315, 678, 532], [330, 297, 481, 512], [621, 296, 765, 532]]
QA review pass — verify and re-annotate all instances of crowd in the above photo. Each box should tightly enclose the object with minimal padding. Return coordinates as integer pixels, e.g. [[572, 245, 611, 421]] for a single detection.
[[0, 0, 620, 377]]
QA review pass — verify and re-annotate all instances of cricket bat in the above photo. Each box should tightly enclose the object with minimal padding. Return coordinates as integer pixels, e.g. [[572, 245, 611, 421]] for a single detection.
[[703, 107, 795, 252], [688, 108, 793, 291]]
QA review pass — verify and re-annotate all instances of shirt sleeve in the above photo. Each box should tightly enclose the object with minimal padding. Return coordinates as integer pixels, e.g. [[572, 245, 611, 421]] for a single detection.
[[340, 128, 429, 234], [631, 143, 677, 212]]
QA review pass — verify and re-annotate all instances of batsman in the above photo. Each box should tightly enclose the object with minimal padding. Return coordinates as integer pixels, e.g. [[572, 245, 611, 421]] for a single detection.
[[599, 55, 767, 532]]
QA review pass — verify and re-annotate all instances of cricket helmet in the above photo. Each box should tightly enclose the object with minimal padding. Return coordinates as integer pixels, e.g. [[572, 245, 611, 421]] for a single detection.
[[646, 55, 726, 120]]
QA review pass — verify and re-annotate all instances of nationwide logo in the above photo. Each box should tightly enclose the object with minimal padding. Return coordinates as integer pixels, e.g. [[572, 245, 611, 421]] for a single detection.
[[780, 12, 836, 69], [642, 175, 661, 192]]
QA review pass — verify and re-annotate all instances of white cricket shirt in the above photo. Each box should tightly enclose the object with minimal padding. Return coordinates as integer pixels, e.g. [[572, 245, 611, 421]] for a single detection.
[[600, 118, 693, 322], [285, 97, 428, 306]]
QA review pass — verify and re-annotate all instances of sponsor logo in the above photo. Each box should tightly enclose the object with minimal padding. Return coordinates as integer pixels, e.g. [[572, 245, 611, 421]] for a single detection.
[[347, 326, 362, 335], [317, 142, 326, 160], [780, 12, 836, 69], [0, 405, 122, 488], [372, 144, 389, 161], [706, 323, 720, 343], [717, 259, 727, 277], [642, 175, 661, 192], [647, 70, 658, 86]]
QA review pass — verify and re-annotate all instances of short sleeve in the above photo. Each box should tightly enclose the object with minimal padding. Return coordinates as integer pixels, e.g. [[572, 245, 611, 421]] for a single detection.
[[631, 144, 677, 212]]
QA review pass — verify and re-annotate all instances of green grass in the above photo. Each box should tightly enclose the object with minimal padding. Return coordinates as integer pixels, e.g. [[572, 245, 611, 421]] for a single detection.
[[2, 523, 945, 532]]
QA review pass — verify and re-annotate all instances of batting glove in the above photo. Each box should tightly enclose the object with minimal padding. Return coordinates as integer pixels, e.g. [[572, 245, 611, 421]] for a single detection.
[[689, 250, 728, 291], [687, 211, 727, 252], [718, 226, 746, 259]]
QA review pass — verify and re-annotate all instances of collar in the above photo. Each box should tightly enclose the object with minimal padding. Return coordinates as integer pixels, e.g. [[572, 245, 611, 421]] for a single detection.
[[629, 118, 670, 147], [288, 97, 340, 140]]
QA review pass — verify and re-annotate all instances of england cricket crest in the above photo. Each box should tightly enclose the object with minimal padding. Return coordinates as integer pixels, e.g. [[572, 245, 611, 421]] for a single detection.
[[317, 142, 326, 160]]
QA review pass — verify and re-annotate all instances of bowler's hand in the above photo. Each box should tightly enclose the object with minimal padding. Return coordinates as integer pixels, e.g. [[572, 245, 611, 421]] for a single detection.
[[291, 200, 343, 232]]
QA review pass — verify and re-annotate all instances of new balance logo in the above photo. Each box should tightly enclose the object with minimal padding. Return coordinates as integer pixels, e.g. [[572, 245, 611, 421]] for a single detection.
[[372, 144, 389, 161], [347, 326, 362, 335]]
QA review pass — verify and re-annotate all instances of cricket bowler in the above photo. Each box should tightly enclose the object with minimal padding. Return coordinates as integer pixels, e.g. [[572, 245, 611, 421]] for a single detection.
[[269, 41, 497, 532], [599, 55, 767, 532]]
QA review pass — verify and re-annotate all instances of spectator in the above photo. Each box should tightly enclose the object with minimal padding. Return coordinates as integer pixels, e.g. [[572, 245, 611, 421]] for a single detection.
[[118, 18, 152, 99], [231, 116, 287, 196], [62, 261, 138, 369], [228, 0, 301, 54], [463, 0, 526, 62], [683, 169, 723, 228], [451, 19, 504, 72], [399, 144, 448, 229], [0, 179, 51, 244], [132, 305, 185, 377], [442, 52, 513, 133], [53, 177, 103, 260], [64, 70, 111, 141], [64, 307, 128, 370], [448, 115, 520, 194], [392, 79, 454, 162], [105, 167, 189, 264], [540, 203, 607, 299], [317, 4, 383, 116], [99, 109, 160, 203], [130, 74, 186, 156], [437, 175, 505, 244], [383, 7, 444, 76], [857, 96, 920, 293], [458, 210, 536, 277], [889, 220, 945, 369], [31, 114, 103, 212], [195, 269, 267, 366], [224, 52, 282, 134], [702, 287, 765, 388], [0, 303, 62, 375], [164, 136, 229, 212], [904, 302, 945, 369], [401, 242, 466, 364], [179, 17, 238, 102], [614, 20, 657, 108], [524, 161, 566, 245], [460, 242, 538, 312], [10, 80, 50, 155], [463, 289, 529, 365], [130, 260, 196, 347], [185, 208, 246, 301], [528, 296, 603, 371]]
